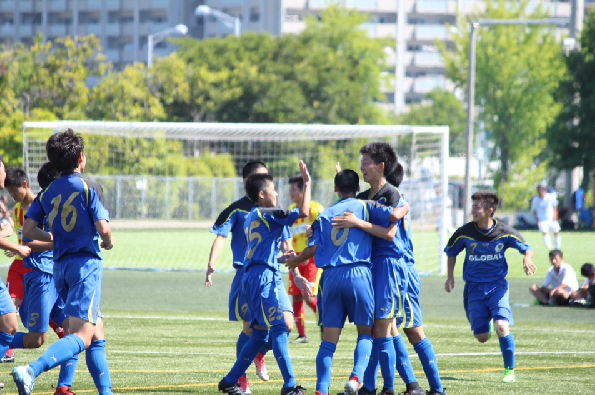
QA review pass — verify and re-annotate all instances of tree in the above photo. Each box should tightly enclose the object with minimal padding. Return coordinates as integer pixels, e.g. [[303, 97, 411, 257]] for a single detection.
[[547, 11, 595, 192], [440, 0, 565, 206], [395, 89, 466, 156]]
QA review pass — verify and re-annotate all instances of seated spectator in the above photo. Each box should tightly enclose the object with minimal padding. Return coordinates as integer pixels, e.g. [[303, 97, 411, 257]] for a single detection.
[[530, 250, 579, 306], [570, 263, 595, 307]]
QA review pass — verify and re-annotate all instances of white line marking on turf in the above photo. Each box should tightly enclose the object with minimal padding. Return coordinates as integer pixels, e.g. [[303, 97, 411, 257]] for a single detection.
[[111, 350, 595, 358]]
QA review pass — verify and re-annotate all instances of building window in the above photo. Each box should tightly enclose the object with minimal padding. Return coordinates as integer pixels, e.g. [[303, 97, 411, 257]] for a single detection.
[[21, 13, 42, 25], [250, 7, 260, 22]]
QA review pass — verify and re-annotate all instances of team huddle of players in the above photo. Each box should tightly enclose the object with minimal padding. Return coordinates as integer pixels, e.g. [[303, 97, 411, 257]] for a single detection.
[[0, 129, 114, 395], [207, 142, 537, 395]]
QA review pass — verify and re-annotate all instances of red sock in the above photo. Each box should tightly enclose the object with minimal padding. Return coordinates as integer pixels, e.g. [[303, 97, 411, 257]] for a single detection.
[[306, 297, 318, 314], [293, 300, 306, 337], [5, 349, 13, 357], [49, 320, 59, 330]]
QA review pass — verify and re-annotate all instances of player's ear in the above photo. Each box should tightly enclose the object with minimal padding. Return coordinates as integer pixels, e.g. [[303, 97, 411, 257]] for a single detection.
[[258, 190, 265, 202], [78, 152, 84, 163]]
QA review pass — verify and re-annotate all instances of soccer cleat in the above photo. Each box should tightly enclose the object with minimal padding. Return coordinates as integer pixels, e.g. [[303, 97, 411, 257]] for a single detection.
[[425, 390, 447, 395], [0, 381, 4, 389], [54, 386, 76, 395], [238, 375, 252, 394], [254, 352, 270, 381], [344, 377, 360, 395], [12, 365, 35, 395], [399, 387, 425, 395], [378, 389, 395, 395], [502, 368, 515, 383], [281, 384, 307, 395], [292, 336, 309, 344], [1, 354, 15, 363], [337, 387, 376, 395], [218, 378, 244, 395]]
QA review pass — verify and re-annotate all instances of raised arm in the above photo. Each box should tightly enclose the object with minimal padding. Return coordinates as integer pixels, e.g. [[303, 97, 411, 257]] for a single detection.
[[297, 160, 311, 218]]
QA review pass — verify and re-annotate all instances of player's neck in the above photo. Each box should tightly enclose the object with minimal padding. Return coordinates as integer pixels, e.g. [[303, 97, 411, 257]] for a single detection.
[[22, 190, 36, 208], [369, 177, 387, 197], [475, 217, 494, 230]]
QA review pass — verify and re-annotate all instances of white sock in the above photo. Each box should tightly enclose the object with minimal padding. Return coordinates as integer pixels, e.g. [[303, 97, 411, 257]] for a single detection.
[[555, 235, 561, 250], [543, 235, 552, 250]]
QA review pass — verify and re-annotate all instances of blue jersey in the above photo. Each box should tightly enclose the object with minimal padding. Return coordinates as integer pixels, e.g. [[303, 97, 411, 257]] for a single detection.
[[211, 196, 254, 268], [308, 198, 394, 268], [393, 197, 415, 265], [357, 184, 403, 260], [244, 207, 299, 271], [22, 201, 53, 274], [444, 220, 531, 283], [25, 173, 109, 263]]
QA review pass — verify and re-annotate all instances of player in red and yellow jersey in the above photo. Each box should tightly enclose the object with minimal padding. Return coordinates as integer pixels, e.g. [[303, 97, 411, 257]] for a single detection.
[[287, 175, 324, 343]]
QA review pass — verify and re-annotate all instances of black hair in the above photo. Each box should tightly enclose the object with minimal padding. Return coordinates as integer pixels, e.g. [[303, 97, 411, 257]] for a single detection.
[[288, 174, 304, 190], [46, 128, 84, 173], [360, 142, 397, 178], [471, 191, 499, 217], [580, 263, 595, 278], [4, 167, 29, 187], [387, 162, 404, 188], [549, 249, 563, 259], [242, 161, 267, 179], [37, 162, 60, 190], [335, 169, 359, 195], [245, 173, 274, 202]]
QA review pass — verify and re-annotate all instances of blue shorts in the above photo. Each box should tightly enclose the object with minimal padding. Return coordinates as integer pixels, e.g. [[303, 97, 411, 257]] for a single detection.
[[54, 255, 103, 325], [397, 263, 424, 329], [464, 279, 513, 335], [229, 267, 249, 322], [20, 270, 68, 333], [242, 265, 292, 329], [317, 264, 374, 328], [0, 280, 17, 316], [371, 256, 407, 320]]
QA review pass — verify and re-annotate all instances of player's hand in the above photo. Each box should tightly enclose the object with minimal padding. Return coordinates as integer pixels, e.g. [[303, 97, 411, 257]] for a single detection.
[[205, 266, 215, 287], [335, 162, 342, 173], [17, 245, 31, 258], [445, 276, 455, 293], [293, 273, 314, 298], [332, 212, 359, 229], [100, 240, 114, 250], [299, 160, 311, 185], [279, 250, 297, 264], [4, 250, 15, 258], [285, 256, 300, 270], [523, 257, 536, 276], [305, 225, 313, 238]]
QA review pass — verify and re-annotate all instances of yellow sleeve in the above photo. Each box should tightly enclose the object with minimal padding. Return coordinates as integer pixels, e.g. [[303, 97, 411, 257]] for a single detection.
[[310, 201, 324, 221]]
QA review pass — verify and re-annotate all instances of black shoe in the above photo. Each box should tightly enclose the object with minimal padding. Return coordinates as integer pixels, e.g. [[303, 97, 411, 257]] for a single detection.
[[281, 385, 307, 395], [338, 387, 376, 395], [426, 390, 447, 395], [399, 386, 425, 395], [378, 389, 395, 395], [218, 378, 244, 395]]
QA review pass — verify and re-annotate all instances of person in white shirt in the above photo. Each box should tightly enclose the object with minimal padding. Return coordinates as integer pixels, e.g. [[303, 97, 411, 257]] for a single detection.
[[570, 263, 595, 306], [531, 185, 561, 250], [530, 250, 579, 306]]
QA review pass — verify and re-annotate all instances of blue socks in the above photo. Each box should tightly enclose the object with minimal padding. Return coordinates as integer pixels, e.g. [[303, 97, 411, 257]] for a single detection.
[[316, 341, 336, 394], [352, 334, 373, 381], [30, 334, 85, 377], [394, 334, 417, 384], [378, 337, 396, 390], [259, 334, 273, 355], [86, 340, 113, 394], [236, 331, 250, 358], [270, 324, 296, 389], [499, 334, 515, 370], [413, 338, 443, 393], [0, 332, 14, 362], [58, 355, 79, 388], [8, 332, 25, 349], [225, 328, 268, 384], [362, 341, 380, 392]]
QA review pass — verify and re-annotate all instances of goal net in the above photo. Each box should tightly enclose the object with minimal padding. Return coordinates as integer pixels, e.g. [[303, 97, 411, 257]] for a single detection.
[[23, 121, 449, 274]]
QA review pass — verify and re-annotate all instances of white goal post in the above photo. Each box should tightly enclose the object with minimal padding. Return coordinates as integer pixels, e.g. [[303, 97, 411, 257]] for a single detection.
[[23, 121, 449, 274]]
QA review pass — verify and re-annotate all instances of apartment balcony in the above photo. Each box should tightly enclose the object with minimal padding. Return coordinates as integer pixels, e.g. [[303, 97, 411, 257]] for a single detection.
[[284, 0, 307, 8], [103, 48, 120, 63], [0, 0, 15, 12], [106, 23, 121, 36], [79, 0, 104, 11], [282, 20, 305, 34], [413, 51, 444, 67], [47, 24, 68, 37], [106, 0, 121, 9], [0, 23, 14, 35], [361, 23, 397, 38], [78, 24, 102, 36], [415, 0, 457, 14], [346, 0, 378, 10], [48, 0, 69, 11], [414, 76, 446, 93], [414, 25, 448, 40]]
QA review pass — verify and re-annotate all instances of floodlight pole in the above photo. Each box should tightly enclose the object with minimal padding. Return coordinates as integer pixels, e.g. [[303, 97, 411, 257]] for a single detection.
[[462, 18, 569, 222]]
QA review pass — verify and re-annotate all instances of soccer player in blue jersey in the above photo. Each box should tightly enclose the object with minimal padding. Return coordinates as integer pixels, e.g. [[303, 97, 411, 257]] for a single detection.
[[13, 129, 114, 395], [287, 169, 405, 395], [335, 144, 445, 395], [5, 163, 79, 395], [444, 191, 536, 384], [0, 155, 31, 391], [218, 160, 311, 395]]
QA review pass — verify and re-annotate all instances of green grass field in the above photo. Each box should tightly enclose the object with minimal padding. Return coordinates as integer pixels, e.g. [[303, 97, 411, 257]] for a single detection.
[[0, 231, 593, 394]]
